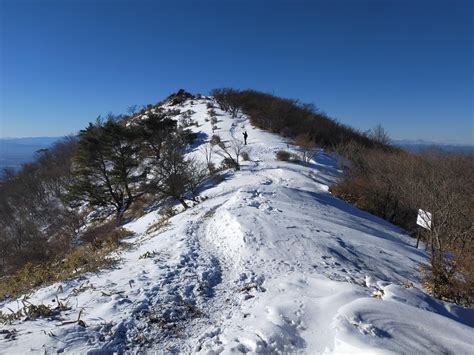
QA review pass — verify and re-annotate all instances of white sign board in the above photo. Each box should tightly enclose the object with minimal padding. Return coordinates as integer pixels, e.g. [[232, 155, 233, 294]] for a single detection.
[[417, 209, 432, 230]]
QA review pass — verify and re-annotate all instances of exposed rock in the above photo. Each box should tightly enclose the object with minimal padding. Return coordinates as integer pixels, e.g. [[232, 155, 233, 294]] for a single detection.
[[166, 89, 195, 106]]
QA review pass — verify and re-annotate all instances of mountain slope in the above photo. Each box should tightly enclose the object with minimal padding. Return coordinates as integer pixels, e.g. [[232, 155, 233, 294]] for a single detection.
[[0, 97, 472, 354]]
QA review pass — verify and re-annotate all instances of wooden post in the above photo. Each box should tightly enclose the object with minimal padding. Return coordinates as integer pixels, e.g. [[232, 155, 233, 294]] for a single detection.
[[415, 229, 422, 249]]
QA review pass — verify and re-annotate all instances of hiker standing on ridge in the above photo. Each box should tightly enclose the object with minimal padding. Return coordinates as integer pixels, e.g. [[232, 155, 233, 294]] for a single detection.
[[243, 131, 248, 145]]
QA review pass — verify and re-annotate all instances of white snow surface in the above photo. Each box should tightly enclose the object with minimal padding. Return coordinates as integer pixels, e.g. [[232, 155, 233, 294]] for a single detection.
[[1, 98, 473, 354]]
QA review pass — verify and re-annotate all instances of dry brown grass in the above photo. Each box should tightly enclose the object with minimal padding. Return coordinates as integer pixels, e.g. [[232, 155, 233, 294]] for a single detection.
[[276, 150, 294, 162], [124, 195, 152, 219], [146, 207, 175, 235], [0, 227, 132, 302]]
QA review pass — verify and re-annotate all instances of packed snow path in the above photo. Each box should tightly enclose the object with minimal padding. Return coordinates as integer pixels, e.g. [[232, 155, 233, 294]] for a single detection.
[[1, 97, 473, 354]]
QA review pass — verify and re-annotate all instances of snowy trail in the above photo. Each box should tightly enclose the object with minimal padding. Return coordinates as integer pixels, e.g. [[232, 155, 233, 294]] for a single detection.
[[101, 204, 244, 353], [149, 204, 241, 353], [1, 97, 473, 354]]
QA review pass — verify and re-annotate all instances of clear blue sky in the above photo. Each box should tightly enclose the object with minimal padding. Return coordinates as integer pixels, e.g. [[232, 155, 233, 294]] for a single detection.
[[1, 0, 472, 143]]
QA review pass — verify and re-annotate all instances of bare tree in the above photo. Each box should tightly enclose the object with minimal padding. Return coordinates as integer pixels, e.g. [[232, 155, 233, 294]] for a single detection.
[[332, 147, 473, 305], [210, 88, 240, 118], [0, 138, 83, 276], [411, 152, 473, 303], [215, 138, 245, 171], [151, 138, 208, 209], [186, 157, 209, 202], [368, 124, 391, 145], [200, 143, 216, 174], [127, 105, 139, 116], [294, 133, 317, 165]]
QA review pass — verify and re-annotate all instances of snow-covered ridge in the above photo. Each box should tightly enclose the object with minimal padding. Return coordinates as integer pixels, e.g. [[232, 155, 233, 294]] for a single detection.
[[1, 97, 472, 354]]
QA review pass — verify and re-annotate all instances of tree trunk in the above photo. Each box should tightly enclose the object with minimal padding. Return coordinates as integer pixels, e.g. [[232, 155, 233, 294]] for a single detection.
[[179, 198, 189, 209]]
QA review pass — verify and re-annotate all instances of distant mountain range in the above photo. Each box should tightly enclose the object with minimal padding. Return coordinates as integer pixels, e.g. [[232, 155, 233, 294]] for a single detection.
[[0, 136, 62, 172], [393, 139, 474, 154]]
